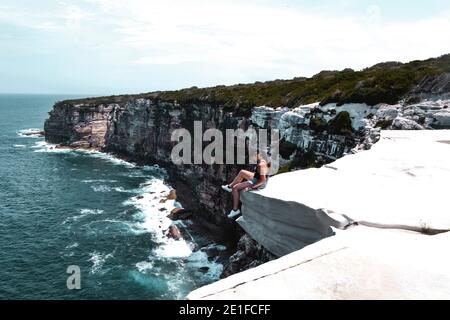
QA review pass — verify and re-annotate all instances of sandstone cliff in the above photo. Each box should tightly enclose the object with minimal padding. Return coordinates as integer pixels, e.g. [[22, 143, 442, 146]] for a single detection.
[[45, 55, 450, 276]]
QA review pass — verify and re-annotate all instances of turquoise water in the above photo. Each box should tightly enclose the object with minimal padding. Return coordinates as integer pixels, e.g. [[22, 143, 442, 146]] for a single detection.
[[0, 94, 223, 300]]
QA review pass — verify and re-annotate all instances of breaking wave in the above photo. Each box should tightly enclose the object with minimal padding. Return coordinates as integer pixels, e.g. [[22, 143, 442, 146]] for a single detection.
[[33, 136, 224, 296], [88, 250, 114, 274], [62, 208, 104, 225], [17, 128, 44, 138]]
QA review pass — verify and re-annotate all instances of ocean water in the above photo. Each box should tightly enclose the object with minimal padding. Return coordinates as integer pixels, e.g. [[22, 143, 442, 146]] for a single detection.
[[0, 94, 224, 300]]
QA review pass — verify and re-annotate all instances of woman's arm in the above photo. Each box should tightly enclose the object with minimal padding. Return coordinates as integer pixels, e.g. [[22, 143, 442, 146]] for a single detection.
[[245, 162, 268, 191]]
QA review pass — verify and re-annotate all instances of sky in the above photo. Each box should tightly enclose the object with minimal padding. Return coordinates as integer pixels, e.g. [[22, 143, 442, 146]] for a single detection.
[[1, 0, 450, 95]]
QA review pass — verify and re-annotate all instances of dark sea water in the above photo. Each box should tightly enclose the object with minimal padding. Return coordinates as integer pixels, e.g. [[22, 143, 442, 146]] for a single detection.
[[0, 94, 223, 300]]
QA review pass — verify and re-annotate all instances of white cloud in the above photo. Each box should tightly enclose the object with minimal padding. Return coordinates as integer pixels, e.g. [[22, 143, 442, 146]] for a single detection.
[[1, 0, 450, 91], [63, 4, 90, 29], [87, 0, 449, 76]]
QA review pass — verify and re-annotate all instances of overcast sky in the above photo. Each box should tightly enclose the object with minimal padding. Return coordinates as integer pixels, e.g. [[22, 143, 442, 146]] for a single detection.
[[1, 0, 450, 95]]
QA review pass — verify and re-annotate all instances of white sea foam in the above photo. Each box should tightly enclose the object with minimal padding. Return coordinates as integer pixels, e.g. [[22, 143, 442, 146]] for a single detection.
[[153, 239, 193, 258], [83, 219, 142, 236], [160, 243, 226, 299], [165, 274, 192, 300], [31, 137, 224, 285], [124, 178, 195, 258], [127, 178, 225, 288], [203, 243, 227, 252], [135, 260, 155, 273], [87, 152, 137, 168], [126, 179, 174, 234], [88, 251, 114, 274], [62, 208, 104, 224], [66, 242, 79, 249], [31, 141, 49, 149], [81, 179, 118, 183], [32, 141, 70, 153], [185, 248, 224, 280], [13, 144, 26, 148], [17, 128, 43, 138], [112, 186, 134, 193], [64, 242, 79, 257], [30, 139, 167, 183], [80, 209, 104, 215], [85, 182, 133, 193], [91, 185, 111, 192]]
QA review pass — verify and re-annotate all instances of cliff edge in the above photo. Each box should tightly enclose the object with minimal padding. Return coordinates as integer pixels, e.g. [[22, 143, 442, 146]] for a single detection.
[[188, 130, 450, 299], [44, 54, 450, 279]]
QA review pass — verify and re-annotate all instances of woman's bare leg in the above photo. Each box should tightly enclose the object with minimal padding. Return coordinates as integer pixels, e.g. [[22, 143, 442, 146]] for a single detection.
[[229, 170, 254, 187], [232, 181, 252, 210]]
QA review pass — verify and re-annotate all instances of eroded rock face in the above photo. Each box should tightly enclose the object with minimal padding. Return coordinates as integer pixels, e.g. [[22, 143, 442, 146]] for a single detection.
[[45, 98, 250, 242], [250, 103, 367, 164], [409, 72, 450, 100], [221, 234, 275, 278], [45, 103, 114, 148], [44, 80, 450, 277], [250, 98, 450, 157], [376, 99, 450, 130], [45, 98, 369, 233]]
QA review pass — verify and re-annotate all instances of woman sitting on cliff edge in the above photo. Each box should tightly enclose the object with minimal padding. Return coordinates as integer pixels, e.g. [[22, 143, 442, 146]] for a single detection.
[[222, 152, 271, 219]]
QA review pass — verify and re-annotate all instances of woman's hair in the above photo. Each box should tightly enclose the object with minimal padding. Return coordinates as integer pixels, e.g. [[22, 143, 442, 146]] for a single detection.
[[257, 152, 272, 168]]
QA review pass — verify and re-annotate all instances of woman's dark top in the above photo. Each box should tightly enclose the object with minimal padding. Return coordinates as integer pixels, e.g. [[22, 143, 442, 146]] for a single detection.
[[251, 160, 269, 189]]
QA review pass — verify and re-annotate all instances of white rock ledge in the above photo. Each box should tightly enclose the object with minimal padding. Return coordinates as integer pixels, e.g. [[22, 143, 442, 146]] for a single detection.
[[188, 227, 450, 300], [242, 129, 450, 256], [188, 130, 450, 300]]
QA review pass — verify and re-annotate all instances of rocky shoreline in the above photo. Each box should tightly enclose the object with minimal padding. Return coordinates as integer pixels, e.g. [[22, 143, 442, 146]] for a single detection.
[[43, 61, 450, 277]]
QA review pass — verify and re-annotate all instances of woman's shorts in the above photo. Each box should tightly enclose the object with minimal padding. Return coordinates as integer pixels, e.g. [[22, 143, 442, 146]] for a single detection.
[[249, 178, 268, 190]]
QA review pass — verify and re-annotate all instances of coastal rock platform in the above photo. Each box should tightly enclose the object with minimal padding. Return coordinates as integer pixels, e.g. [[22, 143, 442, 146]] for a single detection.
[[188, 130, 450, 299]]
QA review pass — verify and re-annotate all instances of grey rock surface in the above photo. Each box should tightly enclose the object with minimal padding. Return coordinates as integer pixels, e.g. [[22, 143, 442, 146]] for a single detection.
[[188, 227, 450, 300]]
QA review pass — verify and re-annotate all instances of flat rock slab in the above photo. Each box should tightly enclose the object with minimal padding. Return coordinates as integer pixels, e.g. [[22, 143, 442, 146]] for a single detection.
[[261, 129, 450, 231], [188, 130, 450, 300], [238, 130, 450, 257], [188, 227, 450, 300]]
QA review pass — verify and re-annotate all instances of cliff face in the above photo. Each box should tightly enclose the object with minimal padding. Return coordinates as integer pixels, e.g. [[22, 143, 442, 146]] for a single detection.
[[44, 103, 113, 148], [105, 99, 252, 239], [45, 98, 250, 241], [44, 97, 368, 241], [45, 60, 450, 275]]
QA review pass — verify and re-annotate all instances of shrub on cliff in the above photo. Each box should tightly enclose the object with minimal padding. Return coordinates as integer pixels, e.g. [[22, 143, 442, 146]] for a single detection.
[[279, 139, 298, 159], [157, 54, 448, 109], [310, 116, 327, 133], [327, 111, 353, 135], [375, 119, 393, 129], [59, 54, 450, 112], [277, 150, 318, 174], [276, 164, 291, 174]]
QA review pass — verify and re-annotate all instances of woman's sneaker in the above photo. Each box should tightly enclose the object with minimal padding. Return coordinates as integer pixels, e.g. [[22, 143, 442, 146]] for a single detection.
[[221, 185, 232, 193], [227, 209, 241, 219]]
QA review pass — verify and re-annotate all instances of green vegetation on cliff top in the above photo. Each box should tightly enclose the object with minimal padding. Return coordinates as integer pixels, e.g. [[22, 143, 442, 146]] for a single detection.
[[61, 54, 450, 110]]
